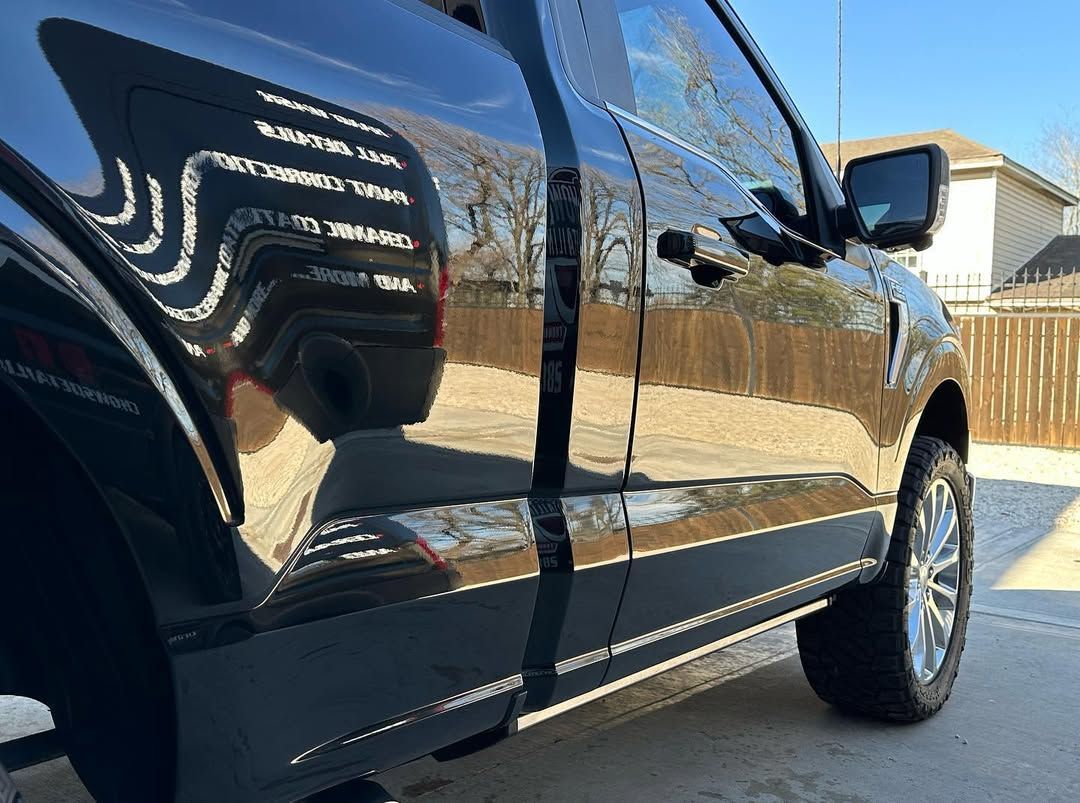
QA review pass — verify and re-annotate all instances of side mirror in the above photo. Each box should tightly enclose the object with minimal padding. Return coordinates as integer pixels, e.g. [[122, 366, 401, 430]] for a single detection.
[[841, 144, 949, 250]]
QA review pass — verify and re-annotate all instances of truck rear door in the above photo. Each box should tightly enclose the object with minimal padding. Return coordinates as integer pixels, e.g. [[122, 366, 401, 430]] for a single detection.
[[1, 1, 546, 798]]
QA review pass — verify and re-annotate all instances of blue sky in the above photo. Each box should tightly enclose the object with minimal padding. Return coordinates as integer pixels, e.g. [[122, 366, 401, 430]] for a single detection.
[[733, 0, 1077, 170]]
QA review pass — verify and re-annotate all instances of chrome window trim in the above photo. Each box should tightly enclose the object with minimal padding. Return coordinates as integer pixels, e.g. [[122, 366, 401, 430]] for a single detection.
[[606, 103, 842, 261]]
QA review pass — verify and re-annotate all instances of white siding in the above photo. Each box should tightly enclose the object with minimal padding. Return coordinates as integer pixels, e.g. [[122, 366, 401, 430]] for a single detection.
[[992, 172, 1064, 280], [917, 174, 997, 298]]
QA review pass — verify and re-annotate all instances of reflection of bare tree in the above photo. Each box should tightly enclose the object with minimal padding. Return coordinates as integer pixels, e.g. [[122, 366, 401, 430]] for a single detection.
[[376, 106, 546, 308], [579, 164, 640, 306], [628, 129, 880, 332], [631, 8, 803, 214]]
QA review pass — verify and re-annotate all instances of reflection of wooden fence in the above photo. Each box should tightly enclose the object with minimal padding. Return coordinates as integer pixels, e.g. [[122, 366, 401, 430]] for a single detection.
[[445, 306, 1080, 449], [445, 304, 880, 428], [959, 315, 1080, 448], [444, 306, 542, 375]]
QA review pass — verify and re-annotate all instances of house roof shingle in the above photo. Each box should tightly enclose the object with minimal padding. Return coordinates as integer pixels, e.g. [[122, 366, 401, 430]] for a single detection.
[[988, 235, 1080, 306], [819, 129, 1000, 172], [1006, 235, 1080, 282], [819, 129, 1077, 206]]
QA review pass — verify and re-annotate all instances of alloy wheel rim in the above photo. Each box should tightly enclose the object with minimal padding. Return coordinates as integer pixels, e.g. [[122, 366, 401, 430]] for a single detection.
[[907, 477, 962, 684]]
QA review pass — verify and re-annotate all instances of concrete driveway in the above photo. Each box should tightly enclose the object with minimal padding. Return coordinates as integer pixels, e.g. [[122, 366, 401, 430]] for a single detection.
[[6, 444, 1080, 801]]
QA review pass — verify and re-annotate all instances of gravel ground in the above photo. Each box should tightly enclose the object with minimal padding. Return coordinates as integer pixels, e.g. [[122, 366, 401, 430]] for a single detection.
[[969, 442, 1080, 530]]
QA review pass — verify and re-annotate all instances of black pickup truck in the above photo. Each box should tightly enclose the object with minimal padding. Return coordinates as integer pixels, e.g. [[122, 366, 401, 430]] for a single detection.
[[0, 1, 975, 800]]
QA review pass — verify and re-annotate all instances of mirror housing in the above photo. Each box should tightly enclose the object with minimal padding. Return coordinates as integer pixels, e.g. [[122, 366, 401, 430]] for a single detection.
[[841, 144, 950, 250]]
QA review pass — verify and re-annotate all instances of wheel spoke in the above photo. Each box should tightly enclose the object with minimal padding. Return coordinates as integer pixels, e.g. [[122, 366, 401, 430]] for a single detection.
[[933, 546, 960, 574], [908, 594, 923, 642], [928, 578, 958, 604], [921, 601, 937, 677], [928, 504, 956, 564], [922, 492, 937, 557], [910, 596, 926, 675], [937, 483, 947, 526], [926, 593, 952, 670], [926, 592, 947, 632], [913, 509, 927, 561]]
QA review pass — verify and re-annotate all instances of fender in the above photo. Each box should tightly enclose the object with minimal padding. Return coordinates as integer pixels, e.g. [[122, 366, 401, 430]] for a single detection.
[[879, 305, 972, 494], [873, 250, 973, 497], [0, 187, 245, 623]]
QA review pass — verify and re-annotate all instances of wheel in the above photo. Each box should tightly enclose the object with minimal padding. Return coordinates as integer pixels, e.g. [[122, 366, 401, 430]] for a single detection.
[[0, 758, 24, 803], [796, 436, 974, 721], [1, 397, 175, 801]]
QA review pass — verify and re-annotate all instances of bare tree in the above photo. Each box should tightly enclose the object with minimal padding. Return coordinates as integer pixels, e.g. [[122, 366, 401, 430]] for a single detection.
[[1038, 116, 1080, 235]]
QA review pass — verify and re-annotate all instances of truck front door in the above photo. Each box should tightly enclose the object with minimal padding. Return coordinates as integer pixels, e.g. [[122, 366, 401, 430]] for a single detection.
[[583, 0, 888, 679]]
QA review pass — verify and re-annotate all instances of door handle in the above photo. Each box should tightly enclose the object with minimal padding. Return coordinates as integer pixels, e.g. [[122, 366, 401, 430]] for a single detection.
[[657, 229, 750, 285]]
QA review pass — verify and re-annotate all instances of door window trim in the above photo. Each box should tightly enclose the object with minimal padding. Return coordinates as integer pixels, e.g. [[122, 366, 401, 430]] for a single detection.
[[389, 0, 511, 58], [607, 101, 841, 260]]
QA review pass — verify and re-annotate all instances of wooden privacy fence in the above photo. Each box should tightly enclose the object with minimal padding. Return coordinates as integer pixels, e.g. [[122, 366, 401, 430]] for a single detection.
[[957, 315, 1080, 448]]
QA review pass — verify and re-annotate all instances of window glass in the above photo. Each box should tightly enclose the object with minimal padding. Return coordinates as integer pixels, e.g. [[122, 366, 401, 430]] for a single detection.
[[417, 0, 485, 32], [894, 249, 922, 271], [614, 0, 805, 221]]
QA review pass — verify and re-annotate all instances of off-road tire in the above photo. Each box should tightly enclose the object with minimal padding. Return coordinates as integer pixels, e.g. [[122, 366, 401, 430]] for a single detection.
[[1, 396, 175, 801], [796, 436, 974, 721]]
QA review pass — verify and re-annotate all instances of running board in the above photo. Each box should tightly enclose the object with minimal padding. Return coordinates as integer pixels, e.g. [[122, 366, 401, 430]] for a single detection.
[[0, 729, 64, 772], [516, 598, 828, 731]]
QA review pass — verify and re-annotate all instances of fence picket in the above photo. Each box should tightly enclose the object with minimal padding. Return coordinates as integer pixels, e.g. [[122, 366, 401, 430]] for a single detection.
[[1039, 318, 1058, 447], [1052, 318, 1070, 448], [1061, 318, 1079, 447], [1014, 315, 1032, 443], [951, 311, 1080, 449]]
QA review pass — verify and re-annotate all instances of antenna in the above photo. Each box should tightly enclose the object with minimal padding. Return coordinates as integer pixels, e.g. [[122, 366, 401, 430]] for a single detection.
[[836, 0, 843, 177]]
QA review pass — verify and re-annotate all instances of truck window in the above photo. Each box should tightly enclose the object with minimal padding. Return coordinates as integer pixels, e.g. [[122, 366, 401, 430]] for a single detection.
[[612, 0, 806, 224], [417, 0, 486, 32]]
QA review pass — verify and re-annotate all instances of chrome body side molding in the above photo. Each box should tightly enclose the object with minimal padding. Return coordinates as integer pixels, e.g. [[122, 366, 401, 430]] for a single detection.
[[517, 598, 829, 731], [293, 675, 524, 764], [611, 559, 875, 656]]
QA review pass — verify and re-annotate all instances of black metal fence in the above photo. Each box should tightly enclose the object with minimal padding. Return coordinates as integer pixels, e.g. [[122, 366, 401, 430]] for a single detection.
[[925, 269, 1080, 314]]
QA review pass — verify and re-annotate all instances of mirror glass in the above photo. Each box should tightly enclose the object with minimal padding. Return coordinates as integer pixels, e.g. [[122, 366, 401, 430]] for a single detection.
[[847, 151, 930, 241]]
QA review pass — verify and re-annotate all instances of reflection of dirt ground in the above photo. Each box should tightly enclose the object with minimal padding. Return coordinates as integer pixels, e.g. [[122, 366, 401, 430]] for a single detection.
[[235, 362, 881, 572], [237, 362, 541, 571], [574, 370, 875, 487]]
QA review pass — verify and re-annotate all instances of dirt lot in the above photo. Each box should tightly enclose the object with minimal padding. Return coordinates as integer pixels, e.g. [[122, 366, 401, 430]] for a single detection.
[[5, 442, 1080, 801]]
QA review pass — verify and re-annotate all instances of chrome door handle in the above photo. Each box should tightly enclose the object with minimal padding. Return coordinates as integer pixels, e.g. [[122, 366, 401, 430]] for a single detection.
[[657, 229, 750, 281]]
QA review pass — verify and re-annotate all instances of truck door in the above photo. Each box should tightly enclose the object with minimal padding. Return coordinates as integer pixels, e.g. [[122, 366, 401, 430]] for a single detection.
[[582, 0, 888, 679], [2, 1, 545, 797]]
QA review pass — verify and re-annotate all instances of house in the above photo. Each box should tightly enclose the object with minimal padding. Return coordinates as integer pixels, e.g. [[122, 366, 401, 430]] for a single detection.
[[988, 234, 1080, 311], [821, 130, 1077, 306]]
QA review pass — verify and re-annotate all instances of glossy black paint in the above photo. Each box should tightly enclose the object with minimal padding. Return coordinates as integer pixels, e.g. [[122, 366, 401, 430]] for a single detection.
[[521, 493, 629, 709], [604, 104, 887, 671], [0, 0, 973, 800]]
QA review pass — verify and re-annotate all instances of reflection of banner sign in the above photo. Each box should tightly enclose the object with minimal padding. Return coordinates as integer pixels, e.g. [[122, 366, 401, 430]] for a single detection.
[[547, 170, 581, 260], [256, 89, 391, 139], [529, 497, 569, 570], [209, 151, 411, 205], [254, 120, 405, 170], [1, 358, 140, 415]]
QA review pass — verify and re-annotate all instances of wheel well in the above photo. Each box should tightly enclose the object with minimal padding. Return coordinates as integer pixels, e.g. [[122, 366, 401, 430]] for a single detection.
[[914, 380, 970, 463], [0, 382, 175, 794]]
